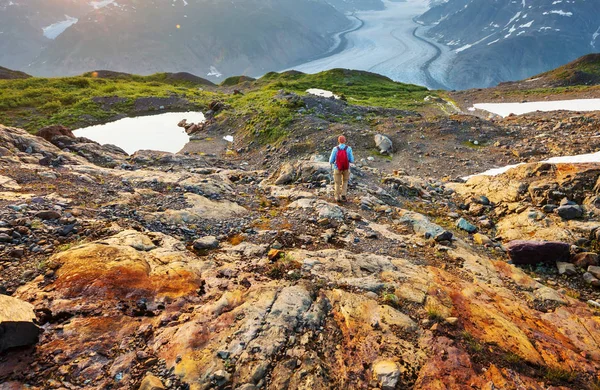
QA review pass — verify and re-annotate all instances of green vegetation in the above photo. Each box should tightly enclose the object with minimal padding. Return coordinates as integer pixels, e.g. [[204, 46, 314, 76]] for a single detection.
[[0, 68, 437, 142], [256, 68, 432, 109], [461, 331, 483, 352], [0, 74, 218, 131], [536, 53, 600, 84], [544, 367, 578, 383]]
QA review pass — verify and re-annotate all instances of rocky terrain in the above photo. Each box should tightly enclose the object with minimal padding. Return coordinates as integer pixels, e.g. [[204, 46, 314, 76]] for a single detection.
[[2, 92, 600, 389], [1, 61, 600, 389]]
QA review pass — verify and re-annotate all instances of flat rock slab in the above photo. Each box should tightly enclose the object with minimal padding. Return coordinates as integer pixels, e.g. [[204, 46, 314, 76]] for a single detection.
[[507, 240, 571, 265]]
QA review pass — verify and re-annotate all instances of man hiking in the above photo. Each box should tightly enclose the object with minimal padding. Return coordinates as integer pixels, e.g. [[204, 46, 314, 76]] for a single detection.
[[329, 135, 355, 203]]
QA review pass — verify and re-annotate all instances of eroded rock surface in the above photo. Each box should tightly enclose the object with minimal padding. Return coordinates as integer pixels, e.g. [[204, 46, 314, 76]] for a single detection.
[[1, 124, 600, 389]]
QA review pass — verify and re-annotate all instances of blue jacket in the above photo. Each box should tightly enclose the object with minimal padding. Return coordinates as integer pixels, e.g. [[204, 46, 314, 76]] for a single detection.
[[329, 144, 355, 170]]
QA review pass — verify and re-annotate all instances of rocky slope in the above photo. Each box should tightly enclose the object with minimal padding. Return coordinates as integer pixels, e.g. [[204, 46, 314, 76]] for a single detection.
[[2, 95, 600, 390], [418, 0, 600, 89]]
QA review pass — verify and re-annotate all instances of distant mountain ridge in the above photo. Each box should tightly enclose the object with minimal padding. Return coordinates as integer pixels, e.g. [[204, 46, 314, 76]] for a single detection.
[[0, 0, 383, 80], [418, 0, 600, 89]]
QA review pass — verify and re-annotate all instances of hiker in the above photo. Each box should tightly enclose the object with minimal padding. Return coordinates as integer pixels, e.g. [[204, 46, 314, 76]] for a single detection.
[[329, 135, 355, 202]]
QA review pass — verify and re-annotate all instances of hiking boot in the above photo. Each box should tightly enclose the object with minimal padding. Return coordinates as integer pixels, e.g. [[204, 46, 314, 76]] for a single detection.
[[341, 195, 347, 202]]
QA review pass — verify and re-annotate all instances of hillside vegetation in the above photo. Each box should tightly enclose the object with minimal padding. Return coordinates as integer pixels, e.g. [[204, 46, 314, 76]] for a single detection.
[[0, 69, 435, 134]]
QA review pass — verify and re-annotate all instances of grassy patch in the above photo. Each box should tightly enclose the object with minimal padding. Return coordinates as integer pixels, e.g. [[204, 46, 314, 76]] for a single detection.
[[544, 367, 578, 383]]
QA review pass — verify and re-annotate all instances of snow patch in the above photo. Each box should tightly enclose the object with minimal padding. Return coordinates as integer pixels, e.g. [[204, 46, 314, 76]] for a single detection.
[[207, 66, 223, 78], [306, 89, 340, 99], [542, 10, 573, 16], [472, 99, 600, 118], [90, 0, 115, 9], [223, 135, 234, 143], [42, 16, 78, 39]]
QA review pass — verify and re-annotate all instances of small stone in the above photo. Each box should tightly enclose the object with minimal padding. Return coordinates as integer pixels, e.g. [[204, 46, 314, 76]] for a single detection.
[[555, 205, 583, 220], [588, 265, 600, 279], [139, 373, 165, 390], [456, 218, 477, 233], [556, 262, 577, 276], [583, 272, 600, 287], [445, 317, 459, 325], [434, 231, 453, 242], [35, 210, 61, 220], [192, 236, 219, 251], [473, 233, 492, 245], [268, 249, 283, 261], [572, 252, 599, 268], [372, 360, 400, 390]]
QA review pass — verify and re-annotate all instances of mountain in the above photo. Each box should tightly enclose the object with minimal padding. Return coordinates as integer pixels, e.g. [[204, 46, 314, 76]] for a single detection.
[[418, 0, 600, 89], [0, 0, 375, 81], [0, 66, 31, 80]]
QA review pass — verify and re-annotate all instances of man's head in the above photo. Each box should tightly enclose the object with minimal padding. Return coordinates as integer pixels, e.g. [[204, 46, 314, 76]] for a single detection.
[[338, 135, 346, 144]]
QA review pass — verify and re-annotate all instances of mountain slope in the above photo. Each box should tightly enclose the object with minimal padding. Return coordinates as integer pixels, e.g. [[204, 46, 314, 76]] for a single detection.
[[1, 0, 361, 80], [418, 0, 600, 89], [0, 66, 31, 80]]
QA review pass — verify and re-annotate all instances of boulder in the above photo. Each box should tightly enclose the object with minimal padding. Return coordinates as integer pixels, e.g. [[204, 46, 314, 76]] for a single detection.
[[556, 205, 584, 220], [556, 262, 577, 276], [434, 231, 453, 242], [35, 210, 61, 220], [589, 265, 600, 279], [139, 373, 165, 390], [473, 233, 492, 245], [193, 236, 220, 251], [583, 272, 600, 287], [372, 360, 400, 390], [374, 134, 393, 155], [36, 125, 75, 143], [456, 218, 477, 233], [0, 295, 39, 352], [572, 252, 599, 268], [506, 240, 571, 265]]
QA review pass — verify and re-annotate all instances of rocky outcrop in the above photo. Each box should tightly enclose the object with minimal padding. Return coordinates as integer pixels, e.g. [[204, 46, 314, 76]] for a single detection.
[[0, 295, 39, 352]]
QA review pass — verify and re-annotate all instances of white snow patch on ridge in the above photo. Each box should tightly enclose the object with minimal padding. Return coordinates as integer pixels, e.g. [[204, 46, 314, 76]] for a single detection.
[[465, 150, 600, 180], [472, 99, 600, 117], [43, 16, 78, 39], [90, 0, 115, 9], [306, 89, 340, 99]]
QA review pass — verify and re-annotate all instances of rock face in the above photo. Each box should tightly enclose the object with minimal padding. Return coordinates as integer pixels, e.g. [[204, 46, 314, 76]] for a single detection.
[[506, 240, 571, 265], [0, 295, 39, 352]]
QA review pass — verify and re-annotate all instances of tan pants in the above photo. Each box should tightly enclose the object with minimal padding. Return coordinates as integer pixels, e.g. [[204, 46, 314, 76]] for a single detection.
[[333, 169, 350, 200]]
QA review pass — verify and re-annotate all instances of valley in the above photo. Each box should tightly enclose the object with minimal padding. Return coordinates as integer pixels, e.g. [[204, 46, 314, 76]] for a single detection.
[[292, 0, 454, 90]]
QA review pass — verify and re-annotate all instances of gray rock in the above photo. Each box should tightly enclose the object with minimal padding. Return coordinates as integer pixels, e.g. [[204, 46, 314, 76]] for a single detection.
[[556, 205, 583, 220], [588, 265, 600, 279], [583, 272, 600, 287], [35, 210, 61, 220], [372, 360, 400, 390], [374, 134, 393, 155], [556, 262, 577, 276], [434, 230, 453, 242], [193, 236, 220, 251], [0, 295, 40, 352], [456, 218, 477, 233]]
